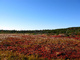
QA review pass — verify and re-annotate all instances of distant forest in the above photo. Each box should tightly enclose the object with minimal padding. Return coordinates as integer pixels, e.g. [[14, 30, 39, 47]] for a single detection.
[[0, 27, 80, 36]]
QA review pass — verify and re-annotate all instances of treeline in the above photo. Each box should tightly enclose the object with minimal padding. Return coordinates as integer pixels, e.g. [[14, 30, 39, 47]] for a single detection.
[[0, 27, 80, 36]]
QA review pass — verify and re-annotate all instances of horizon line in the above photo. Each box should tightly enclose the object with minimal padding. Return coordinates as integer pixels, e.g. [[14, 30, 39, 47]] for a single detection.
[[0, 26, 80, 31]]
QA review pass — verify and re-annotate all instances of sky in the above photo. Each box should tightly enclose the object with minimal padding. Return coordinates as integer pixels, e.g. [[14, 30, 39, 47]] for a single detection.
[[0, 0, 80, 30]]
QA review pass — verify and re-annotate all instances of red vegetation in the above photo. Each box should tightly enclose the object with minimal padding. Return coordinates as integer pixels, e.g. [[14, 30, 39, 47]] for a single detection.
[[0, 34, 80, 60]]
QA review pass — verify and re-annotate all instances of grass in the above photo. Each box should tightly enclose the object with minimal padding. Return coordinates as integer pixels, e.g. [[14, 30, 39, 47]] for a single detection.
[[0, 34, 80, 60]]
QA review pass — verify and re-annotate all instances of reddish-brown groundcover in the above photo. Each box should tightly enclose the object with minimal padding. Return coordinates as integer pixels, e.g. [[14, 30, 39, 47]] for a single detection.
[[0, 34, 80, 60]]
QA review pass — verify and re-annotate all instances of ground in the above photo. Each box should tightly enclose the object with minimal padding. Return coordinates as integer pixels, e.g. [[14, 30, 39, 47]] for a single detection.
[[0, 34, 80, 60]]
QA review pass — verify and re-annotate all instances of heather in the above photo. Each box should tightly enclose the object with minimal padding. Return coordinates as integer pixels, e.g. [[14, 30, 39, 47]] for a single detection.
[[0, 34, 80, 60]]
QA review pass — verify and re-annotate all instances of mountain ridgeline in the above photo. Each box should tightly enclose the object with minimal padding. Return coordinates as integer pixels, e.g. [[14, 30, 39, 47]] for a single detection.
[[0, 27, 80, 36]]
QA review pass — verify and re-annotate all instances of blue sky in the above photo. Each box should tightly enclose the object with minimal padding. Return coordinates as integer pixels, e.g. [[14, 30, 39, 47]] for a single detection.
[[0, 0, 80, 30]]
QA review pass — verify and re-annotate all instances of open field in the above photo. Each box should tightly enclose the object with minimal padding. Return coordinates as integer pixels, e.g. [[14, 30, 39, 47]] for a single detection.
[[0, 34, 80, 60]]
